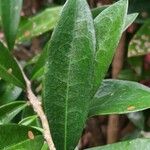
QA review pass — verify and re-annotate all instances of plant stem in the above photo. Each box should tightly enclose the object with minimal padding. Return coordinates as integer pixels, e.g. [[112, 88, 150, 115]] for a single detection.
[[21, 67, 56, 150]]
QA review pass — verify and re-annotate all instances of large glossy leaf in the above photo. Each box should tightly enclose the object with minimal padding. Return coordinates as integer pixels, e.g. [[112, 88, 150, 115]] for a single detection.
[[89, 79, 150, 116], [86, 138, 150, 150], [17, 7, 61, 43], [0, 42, 25, 89], [0, 101, 27, 124], [128, 19, 150, 57], [0, 124, 41, 149], [4, 135, 44, 150], [43, 0, 96, 149], [93, 0, 128, 92], [0, 0, 23, 50]]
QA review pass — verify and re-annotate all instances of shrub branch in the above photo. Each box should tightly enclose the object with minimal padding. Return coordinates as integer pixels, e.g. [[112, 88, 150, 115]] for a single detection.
[[20, 65, 56, 150]]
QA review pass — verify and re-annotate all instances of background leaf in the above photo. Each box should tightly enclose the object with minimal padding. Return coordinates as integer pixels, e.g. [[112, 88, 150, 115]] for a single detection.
[[0, 101, 27, 124], [128, 19, 150, 57], [43, 0, 96, 149], [32, 13, 137, 81], [4, 135, 44, 150], [19, 115, 38, 126], [0, 124, 41, 149], [0, 0, 23, 50], [0, 83, 22, 105], [124, 13, 138, 31], [86, 138, 150, 150], [0, 42, 25, 89], [89, 79, 150, 116], [93, 0, 128, 92], [17, 7, 61, 43]]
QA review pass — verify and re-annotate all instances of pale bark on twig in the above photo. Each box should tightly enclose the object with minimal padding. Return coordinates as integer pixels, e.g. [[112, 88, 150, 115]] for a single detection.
[[19, 63, 56, 150]]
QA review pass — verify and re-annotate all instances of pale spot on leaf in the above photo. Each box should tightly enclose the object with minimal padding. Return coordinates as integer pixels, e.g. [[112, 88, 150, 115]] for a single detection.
[[24, 31, 30, 37], [127, 106, 135, 111], [28, 131, 34, 140], [7, 68, 12, 74]]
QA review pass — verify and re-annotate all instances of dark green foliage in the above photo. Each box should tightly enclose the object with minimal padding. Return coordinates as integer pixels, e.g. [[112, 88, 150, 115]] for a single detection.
[[1, 0, 150, 149], [43, 0, 95, 149], [0, 42, 25, 89], [0, 0, 23, 50]]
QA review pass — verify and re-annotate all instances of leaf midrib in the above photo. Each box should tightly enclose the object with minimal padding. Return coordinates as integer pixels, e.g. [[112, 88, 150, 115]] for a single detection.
[[64, 2, 78, 149], [64, 11, 76, 150]]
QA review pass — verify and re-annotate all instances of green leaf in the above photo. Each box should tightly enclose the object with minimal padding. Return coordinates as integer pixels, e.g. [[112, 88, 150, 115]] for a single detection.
[[86, 138, 150, 150], [16, 3, 136, 44], [43, 0, 96, 149], [0, 101, 27, 124], [91, 5, 109, 18], [124, 13, 138, 31], [16, 5, 105, 43], [0, 0, 23, 50], [0, 83, 22, 105], [17, 7, 61, 43], [31, 45, 48, 79], [118, 69, 140, 81], [128, 0, 150, 13], [93, 0, 128, 92], [91, 5, 138, 31], [0, 42, 25, 89], [32, 12, 137, 81], [41, 143, 49, 150], [4, 135, 44, 150], [0, 124, 41, 149], [89, 79, 150, 116], [128, 19, 150, 57], [19, 115, 38, 126]]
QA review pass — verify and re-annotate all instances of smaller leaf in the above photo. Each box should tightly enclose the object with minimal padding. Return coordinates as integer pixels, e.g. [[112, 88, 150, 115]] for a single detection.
[[16, 4, 136, 44], [31, 12, 137, 80], [0, 42, 25, 89], [19, 115, 38, 126], [86, 138, 150, 150], [0, 83, 22, 105], [31, 45, 47, 79], [91, 5, 109, 18], [0, 0, 23, 50], [124, 13, 138, 31], [4, 135, 44, 150], [0, 124, 41, 149], [118, 69, 140, 81], [91, 5, 138, 31], [89, 79, 150, 116], [0, 101, 27, 124], [41, 142, 49, 150], [17, 7, 61, 43], [93, 0, 128, 92], [128, 19, 150, 57]]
